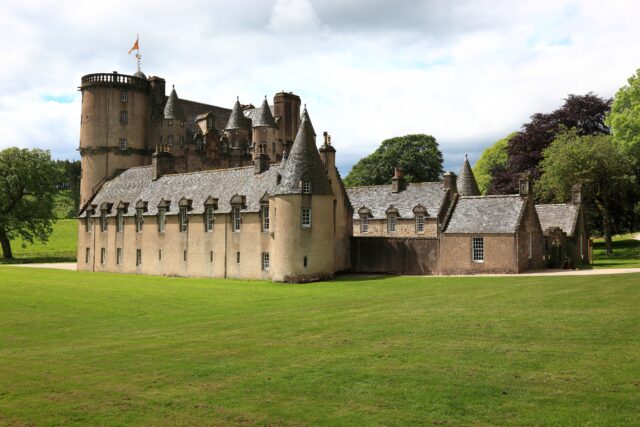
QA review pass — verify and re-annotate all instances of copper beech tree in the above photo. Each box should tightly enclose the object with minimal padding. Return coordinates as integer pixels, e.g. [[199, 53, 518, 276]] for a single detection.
[[0, 148, 60, 259]]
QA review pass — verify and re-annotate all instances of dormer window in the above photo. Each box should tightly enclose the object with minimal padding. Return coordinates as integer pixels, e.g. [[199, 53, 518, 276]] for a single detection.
[[261, 204, 269, 232], [415, 215, 425, 233], [196, 139, 202, 151], [233, 207, 241, 232], [157, 199, 170, 233], [358, 206, 372, 234], [179, 207, 188, 232], [100, 210, 107, 232], [207, 117, 213, 129], [205, 206, 214, 232], [116, 210, 124, 232], [387, 214, 396, 233], [302, 180, 312, 194], [135, 209, 144, 232], [85, 210, 93, 232]]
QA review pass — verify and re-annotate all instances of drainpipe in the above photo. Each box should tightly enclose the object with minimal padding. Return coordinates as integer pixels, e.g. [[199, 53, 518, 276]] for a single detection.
[[224, 212, 228, 278]]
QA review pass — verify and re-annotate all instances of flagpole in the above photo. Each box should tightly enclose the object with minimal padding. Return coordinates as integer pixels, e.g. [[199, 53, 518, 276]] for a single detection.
[[136, 33, 141, 72]]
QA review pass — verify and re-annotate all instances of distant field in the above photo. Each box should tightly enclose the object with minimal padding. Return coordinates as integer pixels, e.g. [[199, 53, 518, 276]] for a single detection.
[[592, 233, 640, 269], [0, 268, 639, 425], [4, 219, 76, 263]]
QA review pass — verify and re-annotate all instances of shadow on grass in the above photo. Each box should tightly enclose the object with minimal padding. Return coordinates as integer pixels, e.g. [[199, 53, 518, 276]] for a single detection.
[[0, 255, 76, 265]]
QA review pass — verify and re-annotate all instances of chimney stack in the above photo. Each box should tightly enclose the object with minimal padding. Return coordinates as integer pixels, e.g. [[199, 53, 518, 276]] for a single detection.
[[254, 152, 269, 174], [519, 172, 532, 197], [442, 171, 458, 195], [391, 167, 406, 193], [319, 130, 336, 172], [152, 150, 174, 181], [572, 183, 582, 205]]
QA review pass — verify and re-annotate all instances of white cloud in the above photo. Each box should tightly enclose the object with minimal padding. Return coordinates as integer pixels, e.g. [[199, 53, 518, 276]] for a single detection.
[[0, 0, 639, 175]]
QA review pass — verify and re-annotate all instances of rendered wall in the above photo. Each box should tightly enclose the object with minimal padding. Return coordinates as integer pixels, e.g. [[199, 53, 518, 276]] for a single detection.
[[440, 234, 518, 274], [353, 218, 438, 238]]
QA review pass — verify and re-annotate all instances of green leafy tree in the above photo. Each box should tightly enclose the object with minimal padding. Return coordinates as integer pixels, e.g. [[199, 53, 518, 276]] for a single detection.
[[344, 134, 443, 187], [0, 148, 61, 259], [606, 67, 640, 169], [472, 133, 515, 194], [535, 131, 633, 255]]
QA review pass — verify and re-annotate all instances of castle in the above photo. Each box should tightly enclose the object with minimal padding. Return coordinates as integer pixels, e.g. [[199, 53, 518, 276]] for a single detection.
[[77, 70, 588, 281]]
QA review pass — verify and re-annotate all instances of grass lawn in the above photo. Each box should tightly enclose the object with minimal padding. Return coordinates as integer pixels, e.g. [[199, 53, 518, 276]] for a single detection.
[[2, 219, 77, 263], [0, 268, 639, 425], [592, 233, 640, 269]]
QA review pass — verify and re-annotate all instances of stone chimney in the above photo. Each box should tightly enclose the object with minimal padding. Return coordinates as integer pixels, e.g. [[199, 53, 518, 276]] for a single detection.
[[254, 152, 269, 174], [572, 183, 582, 205], [519, 172, 532, 197], [391, 167, 406, 193], [442, 171, 458, 195], [152, 151, 174, 181], [319, 131, 336, 172]]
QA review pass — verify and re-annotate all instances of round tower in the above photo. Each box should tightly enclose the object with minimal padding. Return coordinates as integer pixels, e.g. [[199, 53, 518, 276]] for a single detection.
[[79, 71, 151, 207], [271, 108, 336, 282]]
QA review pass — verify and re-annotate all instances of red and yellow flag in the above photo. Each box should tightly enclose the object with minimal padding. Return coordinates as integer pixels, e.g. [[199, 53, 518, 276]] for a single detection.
[[128, 37, 139, 55]]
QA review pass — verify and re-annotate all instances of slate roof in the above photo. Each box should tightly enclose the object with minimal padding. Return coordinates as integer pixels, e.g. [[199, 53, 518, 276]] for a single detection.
[[457, 154, 480, 196], [84, 164, 284, 217], [275, 108, 333, 196], [249, 98, 277, 127], [444, 195, 525, 234], [174, 99, 231, 135], [225, 99, 251, 130], [164, 86, 186, 120], [535, 203, 580, 236], [346, 182, 446, 219]]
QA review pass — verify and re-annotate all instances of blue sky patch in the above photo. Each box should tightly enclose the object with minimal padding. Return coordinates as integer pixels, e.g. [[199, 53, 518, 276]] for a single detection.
[[42, 93, 76, 103]]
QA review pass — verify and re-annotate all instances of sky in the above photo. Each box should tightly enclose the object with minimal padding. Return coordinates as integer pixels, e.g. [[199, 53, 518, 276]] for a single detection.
[[1, 0, 639, 175]]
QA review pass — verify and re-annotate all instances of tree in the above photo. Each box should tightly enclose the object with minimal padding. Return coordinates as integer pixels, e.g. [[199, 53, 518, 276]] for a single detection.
[[344, 134, 443, 187], [0, 148, 61, 259], [607, 67, 640, 169], [535, 130, 633, 255], [491, 93, 612, 194], [472, 133, 514, 194]]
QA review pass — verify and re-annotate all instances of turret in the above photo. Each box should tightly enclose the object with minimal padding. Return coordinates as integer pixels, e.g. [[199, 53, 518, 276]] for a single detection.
[[223, 98, 251, 166], [157, 85, 187, 156], [271, 107, 335, 282], [457, 153, 480, 196], [79, 71, 151, 207], [251, 97, 279, 162]]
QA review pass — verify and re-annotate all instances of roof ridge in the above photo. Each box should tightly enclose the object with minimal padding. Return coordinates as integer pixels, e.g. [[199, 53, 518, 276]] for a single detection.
[[459, 194, 522, 199], [346, 181, 443, 190]]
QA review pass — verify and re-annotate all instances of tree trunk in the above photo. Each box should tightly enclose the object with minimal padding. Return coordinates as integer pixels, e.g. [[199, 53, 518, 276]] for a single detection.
[[594, 197, 613, 255], [0, 231, 13, 259]]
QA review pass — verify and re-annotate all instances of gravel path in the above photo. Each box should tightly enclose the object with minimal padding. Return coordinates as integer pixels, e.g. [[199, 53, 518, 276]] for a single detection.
[[7, 263, 77, 271]]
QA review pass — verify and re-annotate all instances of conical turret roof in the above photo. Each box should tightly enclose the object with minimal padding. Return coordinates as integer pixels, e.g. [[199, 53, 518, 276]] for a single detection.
[[457, 154, 480, 196], [275, 108, 333, 196], [253, 98, 277, 128], [225, 98, 250, 130], [163, 86, 185, 120]]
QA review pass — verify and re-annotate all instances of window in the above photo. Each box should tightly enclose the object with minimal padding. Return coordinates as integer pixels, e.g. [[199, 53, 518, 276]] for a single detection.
[[207, 117, 213, 129], [472, 237, 484, 262], [85, 212, 93, 232], [210, 251, 213, 263], [301, 208, 311, 228], [303, 256, 308, 268], [236, 251, 240, 264], [116, 248, 122, 265], [120, 90, 128, 102], [136, 209, 144, 232], [158, 249, 162, 260], [100, 248, 106, 264], [100, 211, 107, 232], [120, 110, 128, 124], [361, 217, 369, 233], [180, 136, 185, 147], [136, 249, 142, 266], [387, 215, 396, 233], [167, 135, 174, 145], [262, 252, 270, 271], [302, 180, 312, 194], [205, 206, 214, 232], [183, 250, 187, 261], [180, 207, 188, 232], [116, 210, 124, 232], [528, 231, 533, 259], [85, 248, 90, 263], [415, 214, 425, 233], [119, 138, 128, 151], [261, 205, 269, 232], [196, 139, 202, 150], [158, 208, 166, 232], [233, 207, 241, 232]]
